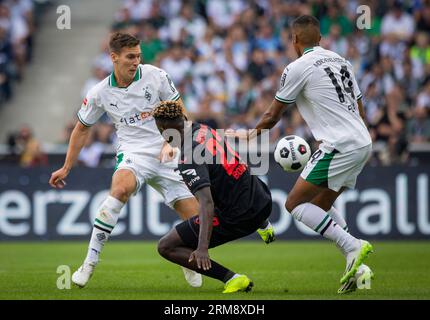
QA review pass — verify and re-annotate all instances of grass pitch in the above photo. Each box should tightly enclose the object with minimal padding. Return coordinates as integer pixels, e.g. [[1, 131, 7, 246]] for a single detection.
[[0, 241, 429, 300]]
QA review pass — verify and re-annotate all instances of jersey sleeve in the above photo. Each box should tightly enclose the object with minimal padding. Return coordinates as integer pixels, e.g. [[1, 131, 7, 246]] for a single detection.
[[275, 62, 311, 104], [77, 89, 105, 126], [179, 162, 211, 194], [158, 68, 181, 101]]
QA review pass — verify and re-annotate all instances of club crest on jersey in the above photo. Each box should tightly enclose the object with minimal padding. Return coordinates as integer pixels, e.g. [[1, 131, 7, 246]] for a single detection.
[[143, 86, 152, 102]]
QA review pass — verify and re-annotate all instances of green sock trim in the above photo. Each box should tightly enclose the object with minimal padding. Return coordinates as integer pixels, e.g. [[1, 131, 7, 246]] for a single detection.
[[314, 215, 329, 233], [95, 218, 114, 230]]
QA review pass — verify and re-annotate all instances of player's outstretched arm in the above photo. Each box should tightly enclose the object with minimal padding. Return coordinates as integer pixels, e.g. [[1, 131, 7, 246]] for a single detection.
[[188, 186, 214, 271], [49, 121, 91, 188], [248, 99, 289, 140], [225, 99, 289, 141], [158, 141, 178, 163]]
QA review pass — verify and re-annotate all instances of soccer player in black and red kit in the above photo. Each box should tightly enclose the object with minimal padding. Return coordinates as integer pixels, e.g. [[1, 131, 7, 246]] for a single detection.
[[152, 101, 273, 293]]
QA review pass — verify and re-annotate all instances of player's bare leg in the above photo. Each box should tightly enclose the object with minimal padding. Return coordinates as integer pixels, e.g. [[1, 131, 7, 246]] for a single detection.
[[310, 186, 345, 211], [72, 169, 136, 287], [158, 229, 252, 293], [174, 197, 199, 219], [173, 197, 203, 287], [286, 177, 372, 285]]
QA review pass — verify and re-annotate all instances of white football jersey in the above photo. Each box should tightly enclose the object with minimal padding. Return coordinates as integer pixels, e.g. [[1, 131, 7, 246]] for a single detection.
[[275, 46, 372, 153], [78, 64, 181, 157]]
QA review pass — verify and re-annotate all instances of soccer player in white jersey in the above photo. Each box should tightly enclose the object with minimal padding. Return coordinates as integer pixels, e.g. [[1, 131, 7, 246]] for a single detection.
[[229, 15, 374, 293], [48, 33, 204, 288]]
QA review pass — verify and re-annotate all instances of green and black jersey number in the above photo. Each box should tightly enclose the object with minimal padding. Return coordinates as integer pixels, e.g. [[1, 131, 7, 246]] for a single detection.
[[324, 65, 355, 103], [310, 149, 324, 164]]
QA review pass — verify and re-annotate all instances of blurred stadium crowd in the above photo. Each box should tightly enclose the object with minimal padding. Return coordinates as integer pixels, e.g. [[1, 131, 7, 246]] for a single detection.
[[5, 0, 430, 167], [0, 0, 35, 104]]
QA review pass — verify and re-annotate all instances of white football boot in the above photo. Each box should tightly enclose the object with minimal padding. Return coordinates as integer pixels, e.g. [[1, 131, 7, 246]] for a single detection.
[[338, 264, 374, 294], [182, 267, 202, 288], [340, 240, 374, 284], [72, 262, 96, 288]]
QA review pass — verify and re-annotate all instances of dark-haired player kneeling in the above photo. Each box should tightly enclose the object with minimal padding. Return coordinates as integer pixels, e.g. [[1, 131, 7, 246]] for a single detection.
[[152, 101, 273, 293]]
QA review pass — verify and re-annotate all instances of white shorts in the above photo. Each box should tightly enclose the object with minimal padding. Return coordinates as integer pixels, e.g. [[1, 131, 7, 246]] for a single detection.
[[114, 152, 193, 208], [300, 144, 372, 192]]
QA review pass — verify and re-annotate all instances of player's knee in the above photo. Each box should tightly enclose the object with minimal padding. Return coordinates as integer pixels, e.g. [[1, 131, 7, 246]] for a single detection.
[[285, 198, 298, 213], [311, 192, 338, 212], [157, 235, 173, 258], [110, 186, 131, 203], [318, 201, 332, 212]]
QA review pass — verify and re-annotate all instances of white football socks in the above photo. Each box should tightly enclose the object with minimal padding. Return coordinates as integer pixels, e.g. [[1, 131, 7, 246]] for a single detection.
[[84, 195, 124, 265], [327, 206, 348, 232], [291, 203, 359, 254], [327, 206, 351, 256]]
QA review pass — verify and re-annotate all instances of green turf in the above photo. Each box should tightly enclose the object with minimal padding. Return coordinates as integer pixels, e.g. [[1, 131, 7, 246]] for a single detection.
[[0, 241, 429, 300]]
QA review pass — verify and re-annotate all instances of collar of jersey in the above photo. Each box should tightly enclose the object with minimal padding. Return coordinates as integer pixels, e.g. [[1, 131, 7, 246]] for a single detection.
[[303, 46, 319, 55], [109, 67, 141, 88]]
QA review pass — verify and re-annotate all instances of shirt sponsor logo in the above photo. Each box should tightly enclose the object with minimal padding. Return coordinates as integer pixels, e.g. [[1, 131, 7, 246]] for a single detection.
[[120, 112, 152, 126], [140, 111, 151, 119], [187, 176, 200, 187]]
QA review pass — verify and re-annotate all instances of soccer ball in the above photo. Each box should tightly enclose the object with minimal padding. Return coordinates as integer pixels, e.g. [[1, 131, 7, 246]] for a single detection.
[[274, 135, 311, 172], [355, 264, 374, 288]]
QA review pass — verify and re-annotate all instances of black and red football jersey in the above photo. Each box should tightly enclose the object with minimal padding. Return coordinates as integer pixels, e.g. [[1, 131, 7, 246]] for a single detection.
[[178, 123, 272, 225]]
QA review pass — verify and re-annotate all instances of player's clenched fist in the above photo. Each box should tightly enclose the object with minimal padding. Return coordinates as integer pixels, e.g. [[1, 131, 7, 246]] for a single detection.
[[49, 167, 69, 188], [158, 142, 178, 163]]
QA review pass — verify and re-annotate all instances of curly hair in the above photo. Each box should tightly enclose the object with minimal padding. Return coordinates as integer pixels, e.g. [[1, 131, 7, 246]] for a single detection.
[[152, 100, 185, 120]]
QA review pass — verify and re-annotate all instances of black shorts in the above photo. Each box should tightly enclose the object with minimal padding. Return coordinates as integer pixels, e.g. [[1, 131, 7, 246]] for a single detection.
[[175, 202, 272, 249]]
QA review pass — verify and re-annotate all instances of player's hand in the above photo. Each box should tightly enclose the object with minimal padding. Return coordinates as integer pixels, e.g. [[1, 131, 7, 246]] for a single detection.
[[49, 167, 69, 189], [158, 142, 178, 163], [189, 248, 211, 271], [224, 128, 249, 140]]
